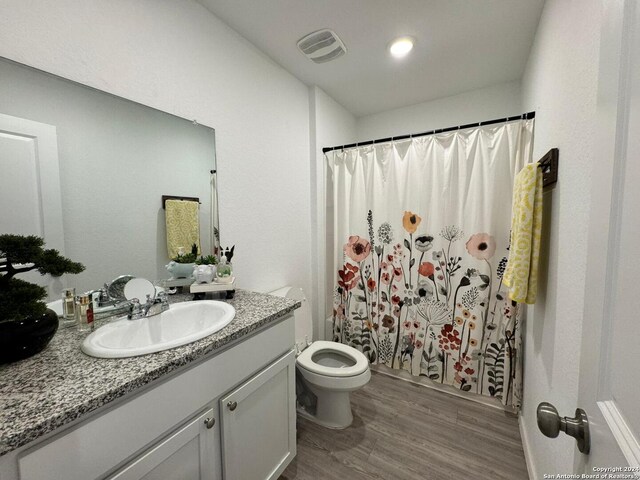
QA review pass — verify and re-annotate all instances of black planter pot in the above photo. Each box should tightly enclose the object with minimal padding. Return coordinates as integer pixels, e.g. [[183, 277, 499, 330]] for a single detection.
[[0, 309, 59, 363]]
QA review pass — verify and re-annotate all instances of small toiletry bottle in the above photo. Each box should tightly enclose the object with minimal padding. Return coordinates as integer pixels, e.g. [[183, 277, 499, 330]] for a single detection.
[[61, 288, 76, 326], [75, 294, 94, 332], [216, 255, 233, 282]]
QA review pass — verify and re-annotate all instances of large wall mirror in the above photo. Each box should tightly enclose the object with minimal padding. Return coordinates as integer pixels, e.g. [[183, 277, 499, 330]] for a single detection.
[[0, 57, 219, 298]]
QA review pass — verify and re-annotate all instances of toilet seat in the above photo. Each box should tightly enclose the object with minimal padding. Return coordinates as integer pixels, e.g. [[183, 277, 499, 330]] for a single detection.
[[297, 341, 369, 377]]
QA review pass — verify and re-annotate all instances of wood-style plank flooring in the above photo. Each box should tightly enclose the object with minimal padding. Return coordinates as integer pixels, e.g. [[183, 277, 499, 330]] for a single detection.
[[281, 371, 528, 480]]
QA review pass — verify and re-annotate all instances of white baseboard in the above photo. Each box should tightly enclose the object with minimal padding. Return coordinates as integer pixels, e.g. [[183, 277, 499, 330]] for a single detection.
[[519, 415, 537, 480]]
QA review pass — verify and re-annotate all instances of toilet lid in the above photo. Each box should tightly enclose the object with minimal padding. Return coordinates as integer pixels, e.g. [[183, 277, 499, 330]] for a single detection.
[[297, 341, 369, 377]]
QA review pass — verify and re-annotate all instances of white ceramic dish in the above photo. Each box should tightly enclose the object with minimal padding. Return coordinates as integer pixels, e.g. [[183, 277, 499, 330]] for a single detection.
[[123, 278, 156, 301]]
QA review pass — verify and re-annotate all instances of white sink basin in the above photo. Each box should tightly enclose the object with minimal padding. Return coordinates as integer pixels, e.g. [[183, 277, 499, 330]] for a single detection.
[[81, 300, 235, 358]]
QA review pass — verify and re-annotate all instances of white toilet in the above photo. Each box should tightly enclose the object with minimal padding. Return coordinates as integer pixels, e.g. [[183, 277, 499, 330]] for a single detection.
[[270, 286, 371, 429]]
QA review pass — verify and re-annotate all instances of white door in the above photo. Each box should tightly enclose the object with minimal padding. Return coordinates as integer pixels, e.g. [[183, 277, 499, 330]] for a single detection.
[[108, 407, 220, 480], [0, 113, 65, 299], [219, 351, 296, 480], [572, 0, 640, 473]]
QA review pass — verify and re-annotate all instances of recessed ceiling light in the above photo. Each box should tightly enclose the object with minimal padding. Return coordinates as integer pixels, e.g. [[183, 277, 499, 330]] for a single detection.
[[389, 36, 414, 58]]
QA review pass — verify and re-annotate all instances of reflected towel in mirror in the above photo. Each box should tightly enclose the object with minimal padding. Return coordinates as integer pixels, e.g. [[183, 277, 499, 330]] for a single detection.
[[165, 199, 200, 258]]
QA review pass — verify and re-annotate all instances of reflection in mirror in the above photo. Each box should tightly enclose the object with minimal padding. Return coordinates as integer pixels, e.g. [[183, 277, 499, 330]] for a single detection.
[[0, 57, 220, 299]]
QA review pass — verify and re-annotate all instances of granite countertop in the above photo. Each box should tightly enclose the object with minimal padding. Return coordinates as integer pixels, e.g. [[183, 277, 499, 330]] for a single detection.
[[0, 289, 300, 457]]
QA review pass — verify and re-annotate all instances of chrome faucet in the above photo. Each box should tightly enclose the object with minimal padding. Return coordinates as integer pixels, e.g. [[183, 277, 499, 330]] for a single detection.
[[87, 284, 117, 308], [128, 292, 170, 320], [85, 285, 130, 320]]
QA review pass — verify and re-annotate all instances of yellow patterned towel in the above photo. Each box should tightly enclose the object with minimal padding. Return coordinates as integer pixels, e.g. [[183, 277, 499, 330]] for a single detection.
[[165, 199, 200, 259], [503, 163, 543, 304]]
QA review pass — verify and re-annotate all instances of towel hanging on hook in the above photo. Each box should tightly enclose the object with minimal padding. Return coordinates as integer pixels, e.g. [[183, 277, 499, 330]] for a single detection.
[[161, 195, 201, 209]]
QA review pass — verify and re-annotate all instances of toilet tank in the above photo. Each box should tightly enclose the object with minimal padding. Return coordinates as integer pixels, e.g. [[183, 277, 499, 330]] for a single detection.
[[269, 286, 312, 350]]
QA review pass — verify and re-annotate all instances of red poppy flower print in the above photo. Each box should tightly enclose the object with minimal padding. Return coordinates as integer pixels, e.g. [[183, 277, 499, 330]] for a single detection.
[[381, 315, 394, 329], [344, 235, 372, 262], [337, 263, 359, 291], [418, 261, 435, 277]]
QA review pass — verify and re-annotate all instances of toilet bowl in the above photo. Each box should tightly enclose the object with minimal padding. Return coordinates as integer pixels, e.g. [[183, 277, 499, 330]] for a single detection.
[[269, 286, 371, 429], [296, 340, 371, 428]]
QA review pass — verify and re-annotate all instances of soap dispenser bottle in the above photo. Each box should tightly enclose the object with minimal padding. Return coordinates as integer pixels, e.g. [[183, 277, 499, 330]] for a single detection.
[[216, 255, 233, 283]]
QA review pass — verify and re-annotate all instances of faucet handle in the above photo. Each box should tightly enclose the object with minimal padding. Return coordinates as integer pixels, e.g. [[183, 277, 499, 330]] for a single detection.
[[100, 284, 110, 301], [128, 298, 142, 319], [91, 291, 101, 309], [158, 291, 170, 311], [130, 298, 140, 308]]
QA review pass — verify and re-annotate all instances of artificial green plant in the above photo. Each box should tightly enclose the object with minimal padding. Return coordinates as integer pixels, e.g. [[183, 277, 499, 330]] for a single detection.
[[0, 234, 85, 321], [172, 243, 199, 264]]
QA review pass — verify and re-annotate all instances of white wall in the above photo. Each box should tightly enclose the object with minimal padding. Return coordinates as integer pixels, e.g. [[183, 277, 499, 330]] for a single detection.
[[309, 86, 356, 340], [356, 81, 522, 141], [518, 0, 602, 477], [0, 0, 312, 298]]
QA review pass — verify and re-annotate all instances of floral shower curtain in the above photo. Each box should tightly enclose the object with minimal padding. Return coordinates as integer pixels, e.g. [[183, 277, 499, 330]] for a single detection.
[[327, 119, 534, 408]]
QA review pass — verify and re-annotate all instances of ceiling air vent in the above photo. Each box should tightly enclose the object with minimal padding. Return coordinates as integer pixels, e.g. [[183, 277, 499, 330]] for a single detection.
[[297, 29, 346, 64]]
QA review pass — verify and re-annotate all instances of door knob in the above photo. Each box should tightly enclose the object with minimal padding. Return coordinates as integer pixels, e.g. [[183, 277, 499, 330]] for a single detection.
[[537, 402, 590, 454], [204, 417, 215, 429], [227, 401, 237, 411]]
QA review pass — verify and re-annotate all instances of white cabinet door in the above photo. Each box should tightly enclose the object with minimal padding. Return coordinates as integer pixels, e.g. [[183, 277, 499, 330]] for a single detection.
[[109, 407, 220, 480], [220, 351, 296, 480]]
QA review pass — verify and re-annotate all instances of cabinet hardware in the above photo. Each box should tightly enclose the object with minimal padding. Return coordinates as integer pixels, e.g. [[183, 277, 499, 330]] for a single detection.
[[227, 401, 237, 411], [204, 417, 216, 429]]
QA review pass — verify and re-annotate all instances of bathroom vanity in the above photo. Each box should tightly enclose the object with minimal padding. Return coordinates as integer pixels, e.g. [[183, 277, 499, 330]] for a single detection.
[[0, 290, 299, 480]]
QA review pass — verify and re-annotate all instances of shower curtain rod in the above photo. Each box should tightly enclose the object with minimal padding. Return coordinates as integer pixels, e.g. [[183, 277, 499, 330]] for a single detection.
[[322, 111, 536, 154]]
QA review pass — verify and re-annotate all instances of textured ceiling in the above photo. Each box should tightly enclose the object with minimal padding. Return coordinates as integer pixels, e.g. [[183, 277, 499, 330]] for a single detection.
[[200, 0, 544, 116]]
